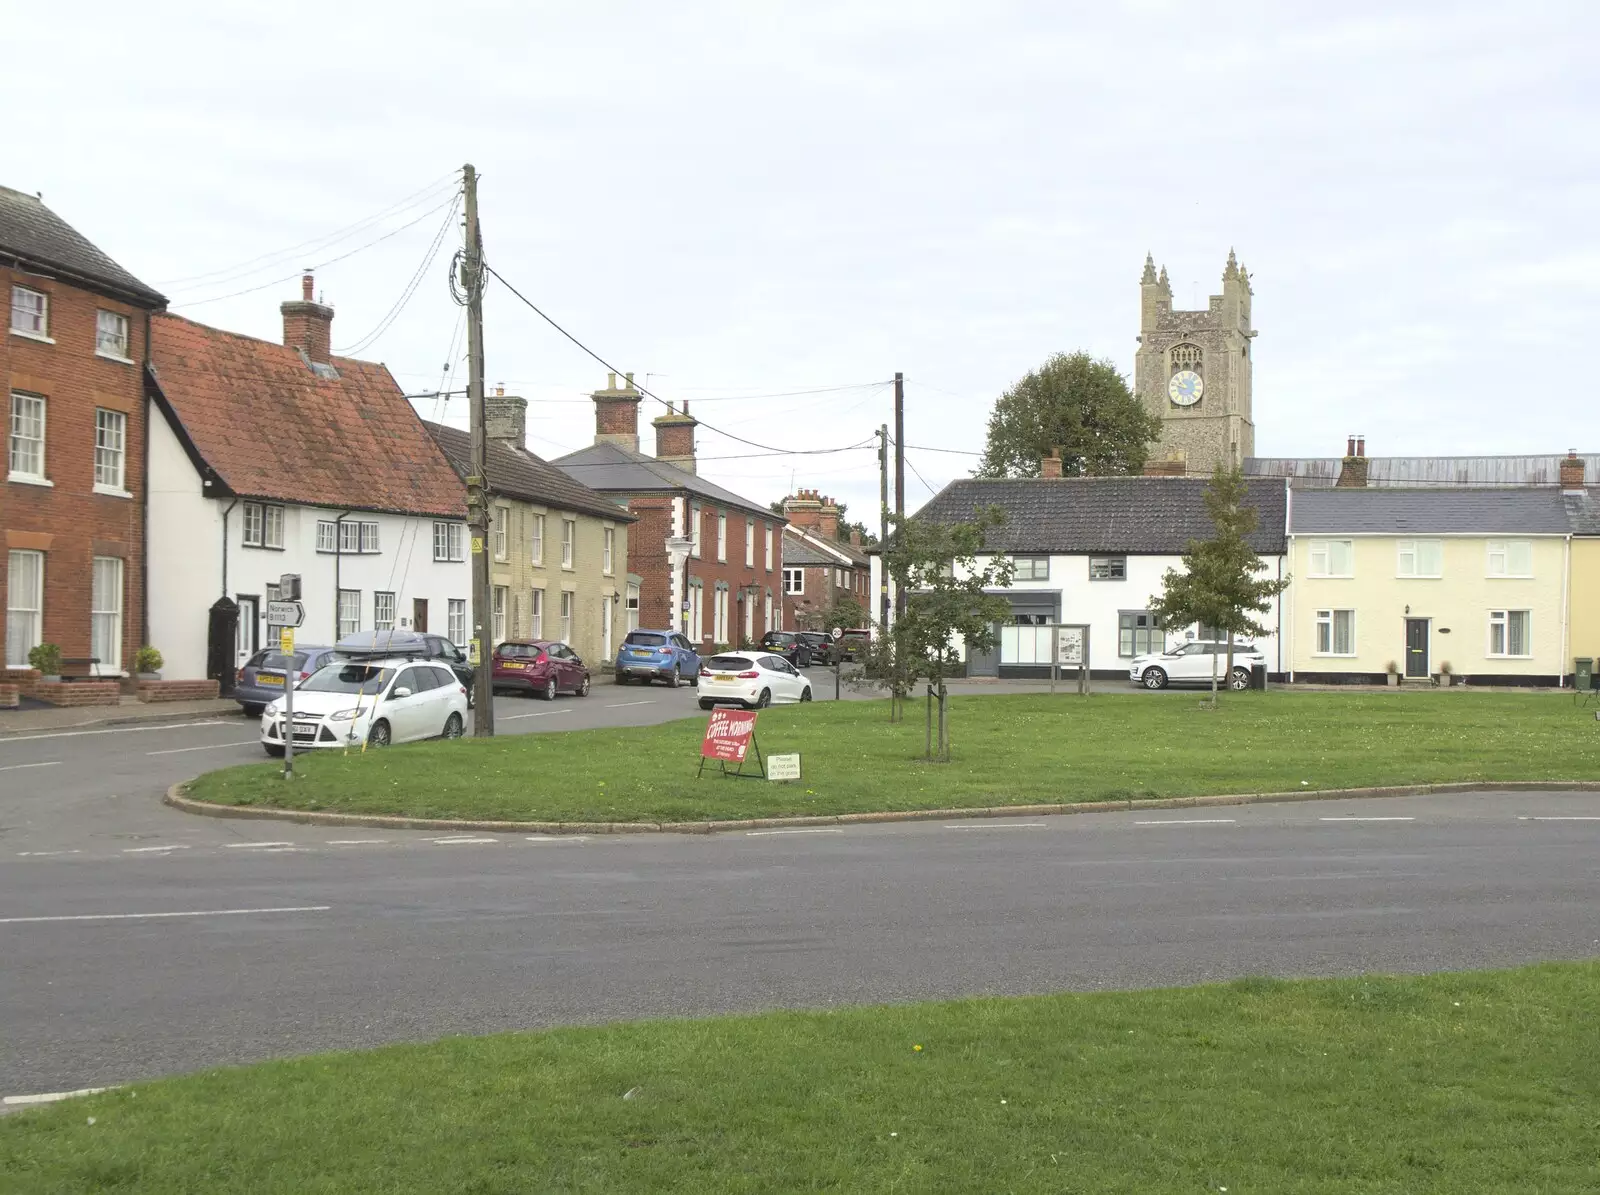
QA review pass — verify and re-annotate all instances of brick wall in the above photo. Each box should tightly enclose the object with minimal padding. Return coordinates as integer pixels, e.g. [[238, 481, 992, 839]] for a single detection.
[[30, 680, 121, 706], [137, 678, 221, 703], [627, 496, 675, 630], [2, 266, 153, 675], [0, 683, 18, 708]]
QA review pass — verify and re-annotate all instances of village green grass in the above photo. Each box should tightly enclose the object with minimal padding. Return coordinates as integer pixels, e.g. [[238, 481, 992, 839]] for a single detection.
[[185, 691, 1600, 824], [3, 963, 1596, 1193]]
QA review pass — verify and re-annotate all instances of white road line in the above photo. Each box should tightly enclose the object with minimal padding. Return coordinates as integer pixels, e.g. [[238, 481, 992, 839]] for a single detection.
[[944, 822, 1048, 830], [1134, 818, 1238, 826], [746, 828, 844, 837], [0, 720, 233, 744], [121, 844, 191, 853], [146, 741, 258, 756], [429, 835, 499, 844], [500, 709, 576, 720], [0, 905, 330, 925], [1319, 816, 1416, 822], [1517, 816, 1600, 821], [327, 838, 390, 845], [16, 850, 81, 857], [3, 1087, 112, 1107], [605, 700, 657, 709], [0, 760, 61, 772], [524, 835, 588, 842], [224, 841, 295, 849]]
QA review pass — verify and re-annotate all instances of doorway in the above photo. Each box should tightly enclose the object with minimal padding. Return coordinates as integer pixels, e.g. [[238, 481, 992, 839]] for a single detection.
[[1404, 618, 1430, 678], [236, 594, 259, 663], [207, 597, 239, 693], [413, 598, 429, 633], [967, 623, 1001, 677]]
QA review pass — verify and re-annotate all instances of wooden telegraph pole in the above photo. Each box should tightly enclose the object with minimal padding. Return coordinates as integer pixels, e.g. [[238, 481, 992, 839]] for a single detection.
[[877, 422, 890, 630], [462, 164, 494, 734], [893, 372, 905, 624]]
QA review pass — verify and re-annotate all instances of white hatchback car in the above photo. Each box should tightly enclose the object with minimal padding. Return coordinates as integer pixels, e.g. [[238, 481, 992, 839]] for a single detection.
[[697, 652, 813, 710], [260, 657, 469, 755], [1129, 641, 1266, 691]]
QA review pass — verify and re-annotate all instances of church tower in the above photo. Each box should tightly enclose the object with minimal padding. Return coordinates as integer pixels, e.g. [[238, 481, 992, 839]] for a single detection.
[[1134, 250, 1256, 475]]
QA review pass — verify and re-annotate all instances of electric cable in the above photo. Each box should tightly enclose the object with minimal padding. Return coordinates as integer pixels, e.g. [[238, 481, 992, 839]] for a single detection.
[[335, 193, 462, 355]]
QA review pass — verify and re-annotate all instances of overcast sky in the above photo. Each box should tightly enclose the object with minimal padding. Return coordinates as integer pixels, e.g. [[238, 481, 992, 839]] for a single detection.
[[12, 1, 1593, 519]]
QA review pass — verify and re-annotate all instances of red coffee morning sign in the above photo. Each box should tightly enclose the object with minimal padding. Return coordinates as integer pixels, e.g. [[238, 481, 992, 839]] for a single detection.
[[701, 708, 757, 762]]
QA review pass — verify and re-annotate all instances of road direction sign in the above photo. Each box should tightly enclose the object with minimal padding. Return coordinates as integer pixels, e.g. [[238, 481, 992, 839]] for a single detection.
[[266, 600, 305, 628]]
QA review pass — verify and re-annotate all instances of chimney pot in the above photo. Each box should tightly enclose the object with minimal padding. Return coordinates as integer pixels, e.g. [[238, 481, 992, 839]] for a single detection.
[[624, 371, 633, 389], [301, 271, 314, 301], [1356, 436, 1366, 457], [495, 383, 504, 397], [1346, 436, 1356, 457]]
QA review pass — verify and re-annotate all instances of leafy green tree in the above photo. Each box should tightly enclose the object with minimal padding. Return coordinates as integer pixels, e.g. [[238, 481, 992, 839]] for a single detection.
[[977, 351, 1161, 479], [820, 593, 865, 632], [1148, 466, 1289, 705]]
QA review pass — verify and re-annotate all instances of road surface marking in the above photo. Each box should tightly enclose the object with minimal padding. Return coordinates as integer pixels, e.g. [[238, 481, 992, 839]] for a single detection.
[[146, 741, 258, 756], [16, 850, 81, 857], [605, 700, 657, 709], [1319, 816, 1416, 822], [0, 720, 233, 744], [746, 828, 844, 837], [3, 1087, 113, 1107], [1517, 815, 1600, 821], [327, 838, 390, 845], [0, 760, 61, 772], [944, 822, 1048, 830], [1134, 818, 1237, 826], [121, 844, 191, 853], [0, 905, 331, 925], [429, 835, 499, 844], [224, 841, 295, 849], [525, 835, 589, 842], [500, 709, 576, 720]]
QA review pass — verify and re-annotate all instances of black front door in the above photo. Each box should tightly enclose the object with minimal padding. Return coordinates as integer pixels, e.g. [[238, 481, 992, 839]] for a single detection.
[[207, 597, 240, 693], [1405, 618, 1430, 678]]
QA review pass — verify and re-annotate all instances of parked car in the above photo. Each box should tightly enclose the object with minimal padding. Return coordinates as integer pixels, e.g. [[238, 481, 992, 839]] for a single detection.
[[235, 645, 337, 717], [1129, 641, 1266, 691], [492, 640, 591, 699], [794, 631, 838, 665], [335, 631, 476, 706], [260, 656, 468, 755], [614, 630, 701, 687], [698, 652, 813, 709], [838, 629, 873, 662], [758, 630, 812, 668]]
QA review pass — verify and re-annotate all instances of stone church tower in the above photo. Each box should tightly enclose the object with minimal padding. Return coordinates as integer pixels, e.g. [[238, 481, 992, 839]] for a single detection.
[[1134, 250, 1256, 475]]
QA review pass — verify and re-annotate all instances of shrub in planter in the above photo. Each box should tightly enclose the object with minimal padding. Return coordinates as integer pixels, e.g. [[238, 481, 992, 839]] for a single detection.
[[1440, 661, 1455, 687], [29, 642, 63, 680], [1385, 659, 1400, 687], [134, 645, 164, 680]]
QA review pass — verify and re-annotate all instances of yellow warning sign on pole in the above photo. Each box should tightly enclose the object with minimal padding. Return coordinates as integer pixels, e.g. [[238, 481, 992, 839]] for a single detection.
[[280, 627, 295, 654]]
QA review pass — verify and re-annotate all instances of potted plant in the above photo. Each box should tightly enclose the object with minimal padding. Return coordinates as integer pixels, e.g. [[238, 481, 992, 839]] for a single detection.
[[1384, 659, 1400, 687], [29, 642, 63, 682], [134, 645, 164, 681], [1439, 661, 1454, 688]]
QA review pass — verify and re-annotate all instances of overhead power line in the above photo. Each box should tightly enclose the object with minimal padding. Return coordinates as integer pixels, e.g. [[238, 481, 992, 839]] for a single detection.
[[335, 193, 462, 356]]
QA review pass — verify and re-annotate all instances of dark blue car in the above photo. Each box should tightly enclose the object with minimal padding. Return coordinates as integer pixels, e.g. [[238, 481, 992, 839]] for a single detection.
[[614, 629, 700, 687]]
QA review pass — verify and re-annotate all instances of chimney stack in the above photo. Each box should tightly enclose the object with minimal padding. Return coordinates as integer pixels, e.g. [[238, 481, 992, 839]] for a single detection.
[[1560, 449, 1586, 492], [485, 386, 527, 449], [783, 489, 824, 532], [850, 528, 862, 548], [1336, 435, 1369, 488], [652, 400, 698, 473], [1040, 449, 1063, 479], [280, 269, 335, 365], [591, 371, 643, 452], [816, 495, 841, 540]]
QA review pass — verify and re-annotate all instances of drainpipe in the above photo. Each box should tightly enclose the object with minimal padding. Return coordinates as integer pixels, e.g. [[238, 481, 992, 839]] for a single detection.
[[220, 497, 239, 597], [334, 510, 353, 639], [1559, 534, 1571, 688], [139, 314, 153, 650]]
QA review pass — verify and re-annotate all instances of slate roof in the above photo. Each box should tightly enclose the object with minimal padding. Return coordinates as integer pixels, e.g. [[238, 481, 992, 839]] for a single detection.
[[1564, 492, 1600, 535], [148, 313, 466, 518], [0, 185, 165, 307], [1248, 453, 1600, 489], [1289, 487, 1573, 535], [782, 526, 869, 568], [425, 422, 633, 524], [914, 476, 1288, 555], [554, 440, 771, 517]]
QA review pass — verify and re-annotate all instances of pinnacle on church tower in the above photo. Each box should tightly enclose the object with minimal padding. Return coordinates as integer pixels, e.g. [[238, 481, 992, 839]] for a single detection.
[[1223, 248, 1239, 281], [1141, 252, 1157, 285], [1157, 265, 1169, 288]]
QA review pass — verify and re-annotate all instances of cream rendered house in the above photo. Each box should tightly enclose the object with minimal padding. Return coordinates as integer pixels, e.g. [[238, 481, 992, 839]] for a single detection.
[[1285, 488, 1571, 685]]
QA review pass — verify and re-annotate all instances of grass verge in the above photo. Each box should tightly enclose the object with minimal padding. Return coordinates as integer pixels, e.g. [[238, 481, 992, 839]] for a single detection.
[[184, 691, 1600, 824], [3, 963, 1597, 1193]]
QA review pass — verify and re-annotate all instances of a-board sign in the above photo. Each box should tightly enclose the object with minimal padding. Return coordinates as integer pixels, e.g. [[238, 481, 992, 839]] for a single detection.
[[766, 753, 801, 781], [1057, 627, 1085, 666], [266, 600, 305, 628], [701, 708, 757, 763]]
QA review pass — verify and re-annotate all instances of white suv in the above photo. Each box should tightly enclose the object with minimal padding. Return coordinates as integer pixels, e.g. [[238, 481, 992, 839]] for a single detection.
[[1129, 641, 1266, 691], [261, 656, 469, 755]]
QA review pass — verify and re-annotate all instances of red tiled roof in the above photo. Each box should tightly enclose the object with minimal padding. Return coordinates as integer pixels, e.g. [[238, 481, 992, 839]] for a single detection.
[[149, 313, 466, 518]]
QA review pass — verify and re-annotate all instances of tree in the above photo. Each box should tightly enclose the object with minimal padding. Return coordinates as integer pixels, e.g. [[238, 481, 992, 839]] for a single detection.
[[1148, 466, 1290, 705], [820, 593, 865, 632], [878, 508, 1015, 759], [976, 351, 1162, 479]]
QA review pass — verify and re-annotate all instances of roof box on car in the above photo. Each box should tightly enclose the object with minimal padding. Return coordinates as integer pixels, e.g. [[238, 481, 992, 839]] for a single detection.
[[334, 630, 431, 657]]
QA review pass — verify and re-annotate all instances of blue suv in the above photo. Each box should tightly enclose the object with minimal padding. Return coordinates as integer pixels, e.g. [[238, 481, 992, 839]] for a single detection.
[[614, 629, 700, 687]]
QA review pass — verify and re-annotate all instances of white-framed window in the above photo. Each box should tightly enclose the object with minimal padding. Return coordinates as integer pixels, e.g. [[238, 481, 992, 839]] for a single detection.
[[690, 504, 702, 557], [447, 599, 467, 645], [492, 586, 508, 643], [359, 521, 379, 553], [745, 520, 755, 567], [93, 409, 126, 492], [9, 391, 46, 481], [10, 286, 47, 338], [530, 513, 544, 565], [1487, 540, 1533, 578], [95, 310, 131, 359], [716, 512, 727, 562], [562, 518, 576, 568], [1315, 608, 1355, 655], [603, 526, 614, 575], [242, 502, 284, 549], [765, 526, 773, 571], [764, 589, 773, 632], [374, 591, 396, 633], [493, 506, 509, 561], [626, 587, 640, 632], [1088, 556, 1125, 581], [90, 557, 124, 674], [560, 590, 574, 643], [434, 522, 464, 562], [338, 520, 362, 554], [1488, 609, 1531, 657], [6, 549, 44, 667], [241, 503, 262, 546], [316, 520, 337, 553], [529, 588, 544, 638], [1308, 539, 1354, 578], [1397, 539, 1443, 578], [337, 589, 361, 637], [783, 567, 804, 595]]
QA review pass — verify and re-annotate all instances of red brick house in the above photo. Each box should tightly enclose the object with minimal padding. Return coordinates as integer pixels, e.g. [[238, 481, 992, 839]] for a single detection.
[[779, 490, 871, 629], [556, 373, 786, 650], [2, 185, 166, 682]]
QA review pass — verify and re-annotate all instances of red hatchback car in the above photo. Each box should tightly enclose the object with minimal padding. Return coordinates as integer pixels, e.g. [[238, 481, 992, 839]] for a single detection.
[[491, 640, 592, 700]]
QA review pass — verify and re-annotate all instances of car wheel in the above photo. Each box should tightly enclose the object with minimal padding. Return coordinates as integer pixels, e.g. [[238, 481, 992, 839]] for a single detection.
[[577, 675, 590, 697], [264, 743, 285, 758], [670, 666, 682, 688], [368, 719, 392, 748], [1141, 667, 1168, 690], [699, 698, 715, 711], [241, 703, 265, 718], [616, 672, 629, 686], [756, 688, 772, 709], [442, 712, 464, 739], [542, 678, 557, 701], [1229, 667, 1251, 691], [800, 686, 812, 702]]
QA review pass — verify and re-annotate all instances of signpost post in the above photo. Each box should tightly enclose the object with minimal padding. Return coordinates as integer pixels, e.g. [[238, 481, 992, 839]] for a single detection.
[[276, 576, 302, 778], [831, 625, 843, 700]]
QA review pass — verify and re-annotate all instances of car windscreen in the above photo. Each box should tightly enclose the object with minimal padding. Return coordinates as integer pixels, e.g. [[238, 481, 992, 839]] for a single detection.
[[259, 652, 306, 671], [706, 655, 754, 670], [497, 644, 543, 659], [625, 632, 667, 647], [299, 665, 394, 694]]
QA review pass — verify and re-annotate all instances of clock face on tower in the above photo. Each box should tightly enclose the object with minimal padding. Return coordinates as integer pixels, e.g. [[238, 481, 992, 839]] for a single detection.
[[1168, 370, 1204, 407]]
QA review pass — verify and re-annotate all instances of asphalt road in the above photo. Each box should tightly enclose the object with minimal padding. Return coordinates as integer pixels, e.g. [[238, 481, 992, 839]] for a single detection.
[[3, 789, 1597, 1096]]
